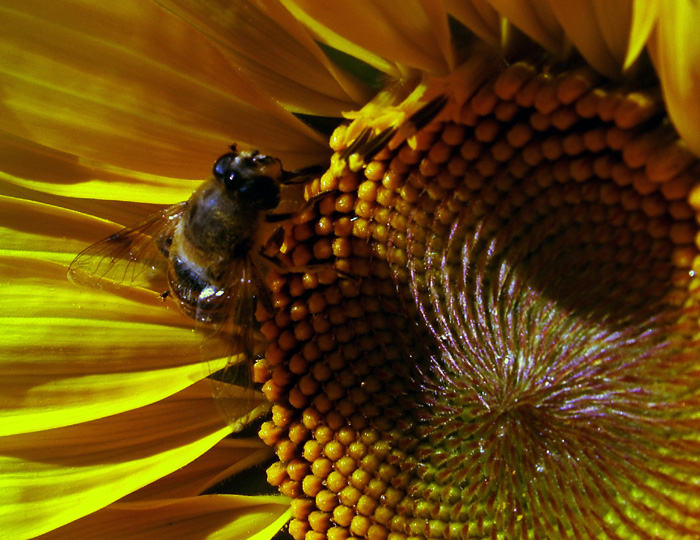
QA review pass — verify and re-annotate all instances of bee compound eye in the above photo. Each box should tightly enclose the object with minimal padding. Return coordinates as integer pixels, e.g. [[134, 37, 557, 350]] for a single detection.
[[238, 176, 280, 210], [212, 153, 238, 184]]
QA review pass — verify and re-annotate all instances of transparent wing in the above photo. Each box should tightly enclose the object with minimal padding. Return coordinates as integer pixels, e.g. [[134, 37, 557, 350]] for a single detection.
[[68, 202, 187, 291], [196, 256, 271, 432]]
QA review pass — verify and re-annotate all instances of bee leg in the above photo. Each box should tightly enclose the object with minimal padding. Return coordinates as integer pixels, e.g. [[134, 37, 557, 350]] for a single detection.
[[265, 188, 335, 224], [156, 234, 174, 257], [257, 223, 361, 281], [264, 189, 327, 224], [259, 226, 286, 259], [259, 247, 360, 284], [264, 212, 296, 224], [257, 250, 290, 271]]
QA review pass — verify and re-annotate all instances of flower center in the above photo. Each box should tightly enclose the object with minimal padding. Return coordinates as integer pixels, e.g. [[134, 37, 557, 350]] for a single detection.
[[258, 62, 700, 539], [393, 163, 698, 537]]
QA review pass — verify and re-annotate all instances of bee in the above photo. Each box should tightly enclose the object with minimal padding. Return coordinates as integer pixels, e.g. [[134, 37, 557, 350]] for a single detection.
[[69, 146, 322, 429], [68, 95, 448, 428]]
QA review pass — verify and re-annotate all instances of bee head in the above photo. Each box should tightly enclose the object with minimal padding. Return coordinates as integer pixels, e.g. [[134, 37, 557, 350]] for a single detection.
[[213, 150, 282, 210]]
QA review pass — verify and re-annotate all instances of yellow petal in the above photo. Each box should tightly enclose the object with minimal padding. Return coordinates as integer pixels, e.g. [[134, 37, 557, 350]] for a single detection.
[[0, 193, 182, 269], [488, 0, 565, 54], [1, 195, 99, 265], [39, 495, 290, 540], [445, 0, 502, 47], [279, 0, 451, 76], [625, 0, 660, 69], [649, 1, 700, 158], [547, 0, 628, 77], [0, 382, 231, 540], [0, 254, 208, 435], [591, 0, 635, 68], [0, 1, 328, 178], [0, 132, 195, 204], [123, 438, 274, 501], [419, 0, 456, 71], [156, 0, 372, 116], [0, 189, 211, 435]]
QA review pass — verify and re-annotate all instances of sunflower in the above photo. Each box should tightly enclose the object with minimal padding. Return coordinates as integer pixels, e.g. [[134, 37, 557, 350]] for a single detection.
[[2, 1, 700, 539]]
